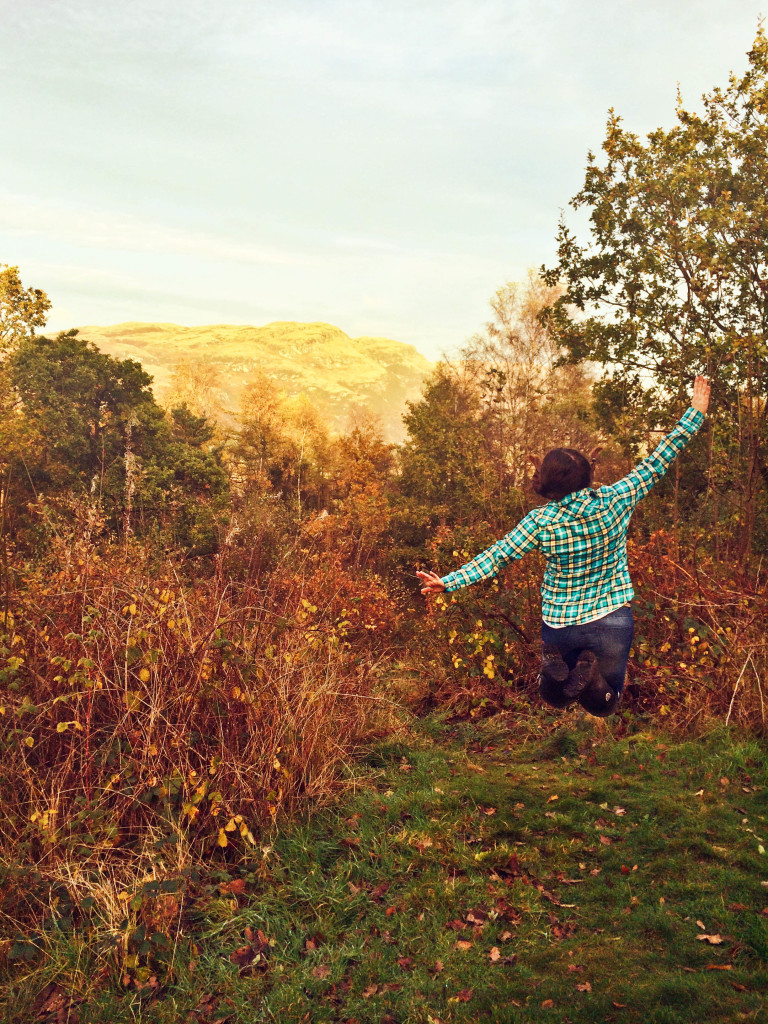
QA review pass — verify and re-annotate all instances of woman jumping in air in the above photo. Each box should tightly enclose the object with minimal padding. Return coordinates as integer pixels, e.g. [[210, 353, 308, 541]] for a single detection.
[[417, 376, 711, 717]]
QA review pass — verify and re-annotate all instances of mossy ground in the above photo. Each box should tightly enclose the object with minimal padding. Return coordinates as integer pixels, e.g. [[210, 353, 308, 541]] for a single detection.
[[3, 714, 767, 1023]]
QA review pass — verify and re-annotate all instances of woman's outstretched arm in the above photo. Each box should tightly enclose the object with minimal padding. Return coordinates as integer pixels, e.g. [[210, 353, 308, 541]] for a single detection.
[[417, 508, 542, 596], [610, 375, 710, 509]]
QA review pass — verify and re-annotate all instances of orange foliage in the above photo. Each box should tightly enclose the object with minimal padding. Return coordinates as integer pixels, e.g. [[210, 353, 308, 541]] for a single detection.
[[0, 537, 397, 889]]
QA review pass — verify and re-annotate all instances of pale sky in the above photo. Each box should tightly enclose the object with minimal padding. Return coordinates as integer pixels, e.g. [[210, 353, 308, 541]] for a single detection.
[[1, 0, 764, 359]]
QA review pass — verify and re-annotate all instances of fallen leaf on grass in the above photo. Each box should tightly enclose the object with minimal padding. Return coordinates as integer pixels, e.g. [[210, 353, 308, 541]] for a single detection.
[[397, 957, 414, 971], [428, 960, 444, 975], [489, 947, 501, 962], [385, 906, 397, 917], [229, 929, 270, 972], [705, 964, 732, 971], [455, 940, 473, 951], [445, 919, 466, 931], [541, 999, 554, 1008], [697, 934, 724, 945], [312, 965, 331, 979], [731, 982, 748, 992], [465, 908, 488, 925], [450, 989, 473, 1003], [32, 983, 82, 1021], [599, 835, 612, 846], [369, 881, 390, 903], [218, 878, 246, 896], [538, 887, 577, 908], [613, 1002, 627, 1008], [575, 982, 592, 992], [362, 984, 379, 999], [551, 921, 577, 941], [547, 794, 559, 803]]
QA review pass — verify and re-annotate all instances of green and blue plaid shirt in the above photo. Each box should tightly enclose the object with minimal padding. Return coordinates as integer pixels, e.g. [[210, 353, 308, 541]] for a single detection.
[[440, 408, 705, 626]]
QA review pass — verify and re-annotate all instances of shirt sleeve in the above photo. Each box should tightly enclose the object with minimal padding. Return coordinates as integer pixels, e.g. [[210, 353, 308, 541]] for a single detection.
[[440, 510, 541, 593], [609, 407, 705, 509]]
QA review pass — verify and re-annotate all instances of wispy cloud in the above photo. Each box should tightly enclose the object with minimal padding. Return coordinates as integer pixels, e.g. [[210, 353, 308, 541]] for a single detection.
[[0, 194, 306, 267]]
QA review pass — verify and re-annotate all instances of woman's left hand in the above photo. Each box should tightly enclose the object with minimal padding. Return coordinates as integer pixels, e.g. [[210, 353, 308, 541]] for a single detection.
[[416, 570, 446, 595]]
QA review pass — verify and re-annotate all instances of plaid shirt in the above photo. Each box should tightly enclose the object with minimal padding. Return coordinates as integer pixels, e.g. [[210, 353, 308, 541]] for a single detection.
[[440, 408, 705, 626]]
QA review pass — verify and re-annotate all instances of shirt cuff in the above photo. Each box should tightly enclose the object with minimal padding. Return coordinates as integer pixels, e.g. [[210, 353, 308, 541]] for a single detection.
[[682, 407, 705, 431]]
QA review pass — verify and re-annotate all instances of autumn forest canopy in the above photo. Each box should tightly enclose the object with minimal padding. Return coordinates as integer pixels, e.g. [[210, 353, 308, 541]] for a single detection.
[[0, 29, 767, 1017]]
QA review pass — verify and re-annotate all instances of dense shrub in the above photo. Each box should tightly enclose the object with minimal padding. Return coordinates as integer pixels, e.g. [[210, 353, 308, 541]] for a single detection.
[[0, 528, 398, 973], [417, 526, 767, 734]]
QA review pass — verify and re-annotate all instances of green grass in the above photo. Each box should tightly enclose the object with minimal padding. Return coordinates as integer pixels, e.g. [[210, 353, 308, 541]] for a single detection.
[[2, 717, 767, 1023]]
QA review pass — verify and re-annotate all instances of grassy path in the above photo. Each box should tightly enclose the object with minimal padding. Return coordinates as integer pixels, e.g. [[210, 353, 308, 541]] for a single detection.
[[9, 716, 768, 1023]]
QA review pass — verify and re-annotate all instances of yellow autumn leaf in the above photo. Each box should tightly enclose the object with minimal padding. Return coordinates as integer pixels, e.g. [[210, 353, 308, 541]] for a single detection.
[[217, 829, 228, 848], [139, 668, 150, 682], [224, 818, 237, 832]]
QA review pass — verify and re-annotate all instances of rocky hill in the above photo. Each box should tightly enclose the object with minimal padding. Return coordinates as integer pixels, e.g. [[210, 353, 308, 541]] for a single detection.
[[79, 321, 433, 441]]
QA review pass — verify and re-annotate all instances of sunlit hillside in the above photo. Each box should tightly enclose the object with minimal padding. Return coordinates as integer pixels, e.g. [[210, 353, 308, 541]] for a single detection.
[[79, 321, 433, 440]]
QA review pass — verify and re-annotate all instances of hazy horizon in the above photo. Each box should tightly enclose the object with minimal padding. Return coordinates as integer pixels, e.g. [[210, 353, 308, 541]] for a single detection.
[[2, 0, 765, 361]]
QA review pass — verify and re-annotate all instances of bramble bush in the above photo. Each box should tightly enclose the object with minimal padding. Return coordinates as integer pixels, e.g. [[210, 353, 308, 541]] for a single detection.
[[418, 526, 766, 733], [0, 523, 398, 985]]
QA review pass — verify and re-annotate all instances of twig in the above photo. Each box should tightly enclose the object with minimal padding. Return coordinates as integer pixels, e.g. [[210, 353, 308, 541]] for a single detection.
[[725, 651, 753, 726]]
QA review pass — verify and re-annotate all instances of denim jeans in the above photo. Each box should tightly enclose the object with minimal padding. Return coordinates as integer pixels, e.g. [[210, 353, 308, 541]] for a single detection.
[[540, 605, 635, 697]]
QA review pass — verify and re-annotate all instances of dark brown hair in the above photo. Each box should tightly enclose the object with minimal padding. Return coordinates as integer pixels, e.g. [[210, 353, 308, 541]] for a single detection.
[[532, 448, 592, 501]]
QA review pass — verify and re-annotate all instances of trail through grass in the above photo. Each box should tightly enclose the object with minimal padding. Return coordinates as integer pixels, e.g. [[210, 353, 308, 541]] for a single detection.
[[4, 715, 767, 1023]]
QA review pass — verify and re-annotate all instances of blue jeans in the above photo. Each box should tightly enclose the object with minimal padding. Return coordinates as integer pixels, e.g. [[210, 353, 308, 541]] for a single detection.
[[541, 605, 634, 697]]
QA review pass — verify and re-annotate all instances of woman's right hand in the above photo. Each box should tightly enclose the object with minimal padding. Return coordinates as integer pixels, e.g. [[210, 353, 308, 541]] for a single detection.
[[416, 570, 446, 595], [691, 375, 711, 415]]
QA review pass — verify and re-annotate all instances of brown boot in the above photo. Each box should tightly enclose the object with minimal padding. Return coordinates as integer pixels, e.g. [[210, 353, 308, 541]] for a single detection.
[[538, 645, 571, 709], [578, 670, 620, 718], [562, 649, 599, 701]]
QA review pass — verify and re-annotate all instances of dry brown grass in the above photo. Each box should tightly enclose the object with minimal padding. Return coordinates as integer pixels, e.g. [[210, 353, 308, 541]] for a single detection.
[[0, 529, 400, 953]]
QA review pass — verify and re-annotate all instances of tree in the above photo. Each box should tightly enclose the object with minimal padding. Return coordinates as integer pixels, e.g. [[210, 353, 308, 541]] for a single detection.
[[399, 363, 492, 524], [6, 332, 228, 549], [8, 331, 161, 497], [464, 270, 601, 489], [333, 410, 396, 568], [542, 30, 768, 552], [163, 358, 226, 421], [0, 264, 51, 352], [233, 375, 337, 514]]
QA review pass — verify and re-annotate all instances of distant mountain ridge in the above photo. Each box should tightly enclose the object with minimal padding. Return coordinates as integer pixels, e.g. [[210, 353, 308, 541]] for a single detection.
[[78, 321, 433, 440]]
